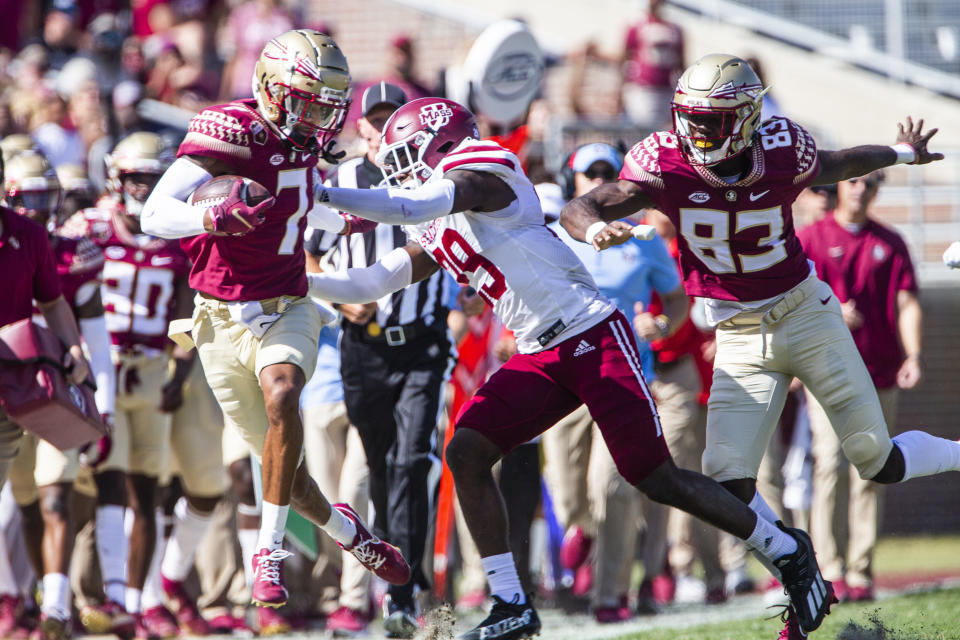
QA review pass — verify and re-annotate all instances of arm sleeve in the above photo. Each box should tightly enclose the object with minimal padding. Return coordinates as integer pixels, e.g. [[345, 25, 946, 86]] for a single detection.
[[140, 157, 214, 239], [306, 246, 413, 304], [318, 179, 456, 225], [78, 315, 115, 415], [307, 201, 347, 233]]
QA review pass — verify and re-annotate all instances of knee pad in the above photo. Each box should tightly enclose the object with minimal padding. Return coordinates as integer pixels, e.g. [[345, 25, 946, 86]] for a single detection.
[[701, 442, 740, 482], [842, 430, 892, 480]]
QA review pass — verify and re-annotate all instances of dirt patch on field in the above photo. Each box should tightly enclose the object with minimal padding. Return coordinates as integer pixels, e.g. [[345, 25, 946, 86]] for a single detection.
[[415, 602, 456, 640], [837, 610, 905, 640]]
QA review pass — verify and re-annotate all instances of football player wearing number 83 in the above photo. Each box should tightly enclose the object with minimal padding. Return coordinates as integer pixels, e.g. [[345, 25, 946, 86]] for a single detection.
[[561, 53, 960, 638], [140, 29, 412, 611], [306, 95, 846, 640]]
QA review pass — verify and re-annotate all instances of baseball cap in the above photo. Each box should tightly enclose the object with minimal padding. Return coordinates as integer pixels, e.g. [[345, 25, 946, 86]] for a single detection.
[[361, 82, 407, 117], [571, 143, 623, 174]]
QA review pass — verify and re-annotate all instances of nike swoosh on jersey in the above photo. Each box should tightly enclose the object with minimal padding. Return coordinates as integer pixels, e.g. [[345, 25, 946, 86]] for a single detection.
[[819, 296, 832, 305], [749, 190, 771, 201]]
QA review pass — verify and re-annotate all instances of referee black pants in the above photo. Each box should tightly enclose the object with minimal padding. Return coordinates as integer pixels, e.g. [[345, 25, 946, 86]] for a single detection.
[[340, 327, 453, 608]]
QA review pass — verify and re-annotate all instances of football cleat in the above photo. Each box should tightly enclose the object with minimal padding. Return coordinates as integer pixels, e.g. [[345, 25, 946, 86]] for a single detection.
[[456, 595, 540, 640], [36, 613, 70, 640], [776, 605, 807, 640], [0, 595, 24, 636], [136, 606, 179, 640], [559, 526, 592, 571], [333, 503, 411, 585], [255, 606, 291, 637], [161, 575, 210, 635], [78, 600, 134, 636], [772, 524, 834, 633], [324, 606, 369, 636], [251, 548, 293, 608]]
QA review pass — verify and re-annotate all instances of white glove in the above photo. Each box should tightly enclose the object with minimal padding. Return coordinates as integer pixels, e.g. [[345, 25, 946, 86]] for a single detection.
[[943, 241, 960, 269]]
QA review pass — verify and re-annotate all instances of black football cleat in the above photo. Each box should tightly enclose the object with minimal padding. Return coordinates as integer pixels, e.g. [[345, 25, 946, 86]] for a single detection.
[[773, 523, 835, 633], [457, 595, 540, 640]]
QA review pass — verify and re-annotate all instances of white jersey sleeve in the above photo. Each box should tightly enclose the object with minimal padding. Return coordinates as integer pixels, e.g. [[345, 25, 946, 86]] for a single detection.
[[412, 139, 615, 353]]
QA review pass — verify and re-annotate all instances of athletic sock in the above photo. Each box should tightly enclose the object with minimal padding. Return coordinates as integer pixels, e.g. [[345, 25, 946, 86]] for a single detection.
[[125, 587, 142, 615], [892, 430, 960, 481], [40, 573, 70, 619], [161, 498, 213, 582], [96, 504, 128, 605], [745, 515, 798, 564], [256, 502, 289, 551], [319, 505, 357, 547], [0, 531, 19, 597], [141, 509, 167, 610], [481, 552, 525, 605], [237, 528, 258, 588], [748, 491, 780, 524]]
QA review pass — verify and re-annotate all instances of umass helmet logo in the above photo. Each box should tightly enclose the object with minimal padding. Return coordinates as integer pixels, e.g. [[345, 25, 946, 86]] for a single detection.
[[419, 103, 454, 130]]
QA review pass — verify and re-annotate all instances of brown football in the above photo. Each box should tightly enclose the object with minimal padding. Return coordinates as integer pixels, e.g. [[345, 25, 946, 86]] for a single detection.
[[188, 175, 272, 208]]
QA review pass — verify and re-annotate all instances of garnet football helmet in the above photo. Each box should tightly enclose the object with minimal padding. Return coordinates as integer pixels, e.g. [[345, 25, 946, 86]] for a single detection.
[[105, 132, 174, 216], [4, 150, 62, 229], [376, 97, 480, 188], [671, 54, 768, 166], [253, 29, 351, 152]]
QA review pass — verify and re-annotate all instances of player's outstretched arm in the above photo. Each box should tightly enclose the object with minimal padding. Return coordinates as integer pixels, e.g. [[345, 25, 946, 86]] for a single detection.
[[813, 116, 944, 186], [561, 180, 655, 250], [307, 241, 439, 304], [316, 170, 515, 226]]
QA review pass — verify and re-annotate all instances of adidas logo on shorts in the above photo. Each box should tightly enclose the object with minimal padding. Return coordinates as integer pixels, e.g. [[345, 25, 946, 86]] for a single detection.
[[573, 340, 596, 357]]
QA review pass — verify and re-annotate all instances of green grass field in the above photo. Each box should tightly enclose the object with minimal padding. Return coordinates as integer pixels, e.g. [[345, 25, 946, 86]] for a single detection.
[[611, 587, 960, 639]]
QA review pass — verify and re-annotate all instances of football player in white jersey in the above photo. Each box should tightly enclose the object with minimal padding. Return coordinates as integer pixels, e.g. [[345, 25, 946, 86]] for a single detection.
[[308, 97, 834, 640]]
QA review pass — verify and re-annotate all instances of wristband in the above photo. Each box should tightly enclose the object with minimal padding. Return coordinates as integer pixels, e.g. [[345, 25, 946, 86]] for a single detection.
[[891, 143, 917, 165], [585, 221, 607, 248]]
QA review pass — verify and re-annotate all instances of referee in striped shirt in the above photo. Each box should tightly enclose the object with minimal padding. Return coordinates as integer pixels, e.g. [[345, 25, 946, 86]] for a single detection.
[[305, 82, 456, 637]]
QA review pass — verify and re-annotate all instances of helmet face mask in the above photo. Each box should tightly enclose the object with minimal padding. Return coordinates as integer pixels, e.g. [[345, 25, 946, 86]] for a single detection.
[[375, 98, 479, 188], [671, 54, 767, 167], [106, 132, 173, 217], [253, 30, 351, 151]]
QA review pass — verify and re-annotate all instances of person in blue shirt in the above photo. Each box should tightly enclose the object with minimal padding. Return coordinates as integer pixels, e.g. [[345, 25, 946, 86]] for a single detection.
[[538, 143, 689, 622]]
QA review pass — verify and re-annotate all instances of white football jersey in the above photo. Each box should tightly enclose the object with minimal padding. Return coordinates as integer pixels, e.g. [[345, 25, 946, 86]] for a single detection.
[[408, 139, 615, 353]]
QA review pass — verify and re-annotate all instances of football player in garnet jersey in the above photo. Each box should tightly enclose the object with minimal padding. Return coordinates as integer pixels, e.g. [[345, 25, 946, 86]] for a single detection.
[[65, 131, 229, 637], [2, 149, 113, 640], [561, 53, 960, 638], [139, 29, 411, 610], [306, 96, 832, 640]]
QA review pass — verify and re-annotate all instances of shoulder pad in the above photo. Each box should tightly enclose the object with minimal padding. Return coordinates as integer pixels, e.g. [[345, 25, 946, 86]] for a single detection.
[[621, 132, 674, 190], [757, 118, 818, 183], [180, 104, 253, 160], [438, 140, 521, 176]]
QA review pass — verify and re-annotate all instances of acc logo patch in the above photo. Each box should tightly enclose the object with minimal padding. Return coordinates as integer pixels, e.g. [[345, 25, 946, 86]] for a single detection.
[[419, 103, 454, 129], [689, 191, 710, 204], [105, 246, 127, 260], [269, 153, 284, 166]]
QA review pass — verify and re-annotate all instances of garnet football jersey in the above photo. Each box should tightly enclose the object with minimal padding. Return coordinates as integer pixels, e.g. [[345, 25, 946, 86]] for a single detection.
[[50, 233, 104, 310], [177, 99, 319, 301], [620, 117, 818, 302], [407, 139, 615, 354], [68, 208, 190, 352]]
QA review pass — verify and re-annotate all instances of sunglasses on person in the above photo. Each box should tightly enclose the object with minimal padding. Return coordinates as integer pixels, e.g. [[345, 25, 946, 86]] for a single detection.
[[583, 165, 618, 181]]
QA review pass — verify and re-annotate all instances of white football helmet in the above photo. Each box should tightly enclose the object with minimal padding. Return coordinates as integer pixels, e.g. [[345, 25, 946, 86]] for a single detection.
[[106, 132, 174, 216], [671, 54, 768, 166], [253, 29, 351, 151]]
